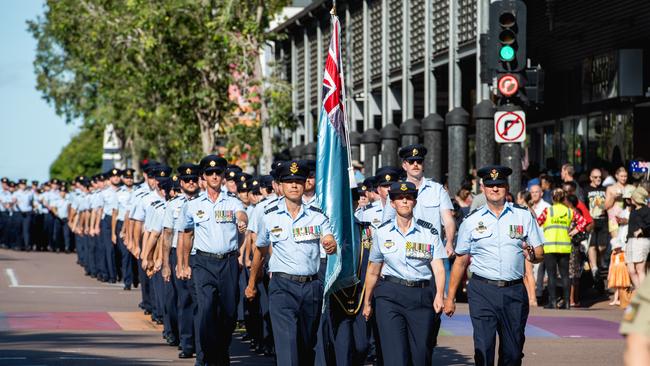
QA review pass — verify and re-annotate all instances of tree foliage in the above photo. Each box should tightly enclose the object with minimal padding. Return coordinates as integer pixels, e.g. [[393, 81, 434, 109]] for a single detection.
[[50, 126, 103, 181], [29, 0, 291, 172]]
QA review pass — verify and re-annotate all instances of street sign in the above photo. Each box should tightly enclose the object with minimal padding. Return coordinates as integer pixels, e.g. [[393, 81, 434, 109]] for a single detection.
[[494, 110, 526, 143], [497, 74, 519, 97]]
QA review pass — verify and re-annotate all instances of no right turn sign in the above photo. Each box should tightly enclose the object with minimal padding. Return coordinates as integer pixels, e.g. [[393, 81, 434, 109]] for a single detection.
[[494, 110, 526, 143]]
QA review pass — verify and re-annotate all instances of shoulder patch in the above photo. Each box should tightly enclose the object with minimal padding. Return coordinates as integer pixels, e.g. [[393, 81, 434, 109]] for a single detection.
[[464, 208, 480, 219], [264, 205, 279, 215], [377, 220, 392, 229], [416, 219, 439, 235], [154, 202, 165, 209], [309, 205, 323, 214], [513, 204, 529, 211]]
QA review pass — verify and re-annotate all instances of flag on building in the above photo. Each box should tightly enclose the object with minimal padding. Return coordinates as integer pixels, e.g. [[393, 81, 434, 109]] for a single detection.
[[316, 11, 359, 303]]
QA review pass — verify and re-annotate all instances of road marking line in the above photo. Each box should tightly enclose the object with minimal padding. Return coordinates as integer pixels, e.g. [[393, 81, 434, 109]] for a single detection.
[[8, 284, 123, 290], [5, 268, 18, 287], [0, 357, 28, 360]]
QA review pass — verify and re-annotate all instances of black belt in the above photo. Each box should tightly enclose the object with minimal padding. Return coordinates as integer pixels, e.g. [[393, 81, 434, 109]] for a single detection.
[[382, 275, 430, 288], [472, 274, 523, 288], [275, 272, 318, 283], [196, 249, 238, 260]]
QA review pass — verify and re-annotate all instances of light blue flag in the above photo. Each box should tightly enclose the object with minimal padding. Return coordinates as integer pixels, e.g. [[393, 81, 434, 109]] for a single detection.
[[316, 14, 359, 306]]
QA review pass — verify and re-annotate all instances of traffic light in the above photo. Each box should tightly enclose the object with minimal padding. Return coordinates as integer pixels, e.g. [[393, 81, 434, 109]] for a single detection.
[[489, 0, 527, 73], [486, 1, 527, 102]]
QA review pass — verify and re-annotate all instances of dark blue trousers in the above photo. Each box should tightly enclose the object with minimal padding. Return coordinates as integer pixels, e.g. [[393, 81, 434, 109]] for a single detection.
[[269, 274, 323, 366], [87, 234, 97, 276], [53, 218, 71, 251], [188, 255, 203, 364], [76, 233, 86, 270], [193, 253, 239, 365], [164, 252, 180, 342], [101, 217, 116, 281], [43, 213, 54, 248], [138, 256, 153, 312], [116, 221, 133, 286], [18, 212, 32, 249], [0, 212, 8, 245], [468, 278, 529, 366], [152, 271, 165, 324], [375, 280, 436, 366], [171, 249, 195, 353], [317, 297, 372, 366]]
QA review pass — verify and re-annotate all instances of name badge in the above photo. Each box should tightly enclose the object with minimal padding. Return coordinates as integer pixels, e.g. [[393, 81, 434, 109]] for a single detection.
[[214, 210, 234, 223], [292, 225, 321, 242], [509, 225, 524, 239], [405, 241, 433, 260]]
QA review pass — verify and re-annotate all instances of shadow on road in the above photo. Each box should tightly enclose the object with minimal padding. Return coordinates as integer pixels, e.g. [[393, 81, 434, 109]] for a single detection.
[[433, 346, 474, 365]]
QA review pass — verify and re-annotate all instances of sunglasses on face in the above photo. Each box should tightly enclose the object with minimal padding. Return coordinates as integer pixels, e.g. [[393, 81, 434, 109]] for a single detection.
[[181, 177, 199, 183], [204, 170, 223, 177], [485, 183, 507, 189], [405, 159, 423, 165]]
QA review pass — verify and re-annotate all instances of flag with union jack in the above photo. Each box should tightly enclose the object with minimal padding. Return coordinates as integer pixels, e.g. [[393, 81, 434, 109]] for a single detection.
[[316, 12, 359, 302]]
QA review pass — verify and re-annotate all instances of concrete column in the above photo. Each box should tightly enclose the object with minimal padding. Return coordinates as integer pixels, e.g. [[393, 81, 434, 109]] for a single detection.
[[402, 0, 412, 118], [363, 0, 371, 131], [291, 36, 298, 147], [474, 100, 496, 169], [362, 129, 381, 175], [380, 123, 400, 167], [400, 118, 421, 147], [446, 108, 469, 195], [501, 143, 522, 195], [350, 131, 362, 162], [316, 20, 323, 114], [304, 142, 317, 160], [381, 0, 389, 127], [422, 113, 445, 182]]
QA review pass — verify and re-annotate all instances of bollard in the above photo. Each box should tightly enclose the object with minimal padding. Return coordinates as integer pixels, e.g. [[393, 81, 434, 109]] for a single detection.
[[380, 123, 400, 168], [446, 107, 469, 196], [361, 129, 381, 175], [422, 113, 445, 182], [400, 118, 421, 147]]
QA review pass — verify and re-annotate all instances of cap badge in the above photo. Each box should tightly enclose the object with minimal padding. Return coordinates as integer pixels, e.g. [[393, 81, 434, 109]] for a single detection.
[[361, 185, 367, 191], [240, 176, 246, 182], [185, 168, 192, 174], [229, 171, 235, 177], [385, 174, 391, 181], [253, 180, 258, 186], [290, 162, 299, 174], [209, 160, 216, 167], [172, 175, 178, 181], [160, 171, 166, 177], [412, 148, 418, 156], [490, 169, 498, 180], [242, 183, 247, 188], [400, 183, 408, 191], [112, 169, 117, 174]]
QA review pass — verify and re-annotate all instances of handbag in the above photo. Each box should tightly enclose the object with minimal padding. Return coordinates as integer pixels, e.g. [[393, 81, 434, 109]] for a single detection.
[[619, 288, 635, 309]]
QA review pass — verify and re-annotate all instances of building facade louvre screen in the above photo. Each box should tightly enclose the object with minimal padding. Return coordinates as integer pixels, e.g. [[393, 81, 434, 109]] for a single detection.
[[309, 32, 318, 107], [388, 0, 403, 72], [351, 7, 364, 88], [458, 0, 477, 45], [409, 0, 425, 64], [296, 38, 305, 110], [432, 0, 449, 54], [369, 1, 382, 81]]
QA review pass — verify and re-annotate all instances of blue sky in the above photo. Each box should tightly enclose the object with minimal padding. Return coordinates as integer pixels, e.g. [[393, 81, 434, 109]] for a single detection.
[[0, 1, 78, 182]]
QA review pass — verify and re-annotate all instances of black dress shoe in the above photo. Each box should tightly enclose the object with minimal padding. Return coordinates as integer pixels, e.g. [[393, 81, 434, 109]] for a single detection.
[[123, 285, 131, 291], [178, 351, 194, 359], [167, 338, 180, 347], [144, 310, 152, 315]]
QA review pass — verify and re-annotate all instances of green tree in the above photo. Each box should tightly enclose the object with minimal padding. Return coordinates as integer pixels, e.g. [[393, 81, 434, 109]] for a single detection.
[[50, 126, 103, 181], [29, 0, 291, 171]]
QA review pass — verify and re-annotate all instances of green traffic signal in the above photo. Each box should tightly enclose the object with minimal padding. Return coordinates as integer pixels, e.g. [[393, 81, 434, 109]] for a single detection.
[[499, 45, 515, 61]]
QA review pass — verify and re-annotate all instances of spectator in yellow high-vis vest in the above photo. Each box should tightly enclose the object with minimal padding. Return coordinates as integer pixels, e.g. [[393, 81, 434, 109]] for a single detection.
[[537, 188, 588, 309]]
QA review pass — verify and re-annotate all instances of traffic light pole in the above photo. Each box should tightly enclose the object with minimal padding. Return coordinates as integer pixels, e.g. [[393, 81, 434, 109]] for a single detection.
[[498, 103, 522, 195]]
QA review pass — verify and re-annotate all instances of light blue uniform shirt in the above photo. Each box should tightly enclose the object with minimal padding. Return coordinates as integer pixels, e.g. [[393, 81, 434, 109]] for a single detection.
[[77, 192, 91, 212], [248, 194, 279, 234], [90, 190, 104, 210], [256, 197, 332, 276], [0, 190, 13, 212], [147, 200, 167, 233], [455, 202, 545, 281], [163, 195, 187, 248], [101, 186, 119, 219], [369, 218, 447, 282], [132, 190, 160, 222], [359, 201, 385, 229], [14, 189, 34, 212], [180, 191, 245, 255], [116, 186, 134, 221], [128, 184, 152, 220], [143, 191, 165, 231], [54, 197, 70, 219], [382, 178, 454, 234]]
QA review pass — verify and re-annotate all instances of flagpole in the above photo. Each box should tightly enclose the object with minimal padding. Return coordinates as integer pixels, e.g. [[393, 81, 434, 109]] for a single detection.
[[331, 1, 356, 188]]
